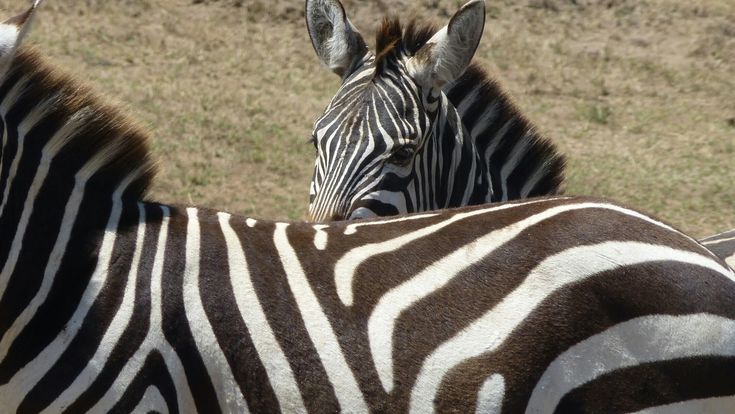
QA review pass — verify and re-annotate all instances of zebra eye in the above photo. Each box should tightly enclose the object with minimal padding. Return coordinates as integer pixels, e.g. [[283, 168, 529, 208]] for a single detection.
[[389, 146, 415, 166]]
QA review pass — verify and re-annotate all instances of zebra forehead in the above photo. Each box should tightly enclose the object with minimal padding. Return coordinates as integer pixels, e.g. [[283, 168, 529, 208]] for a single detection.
[[323, 80, 417, 133]]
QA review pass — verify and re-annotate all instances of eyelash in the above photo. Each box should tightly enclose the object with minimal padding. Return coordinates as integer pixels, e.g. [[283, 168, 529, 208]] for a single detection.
[[389, 146, 416, 165]]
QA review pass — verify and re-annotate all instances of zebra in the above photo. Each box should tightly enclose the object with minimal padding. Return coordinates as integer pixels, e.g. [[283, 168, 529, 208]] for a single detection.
[[3, 2, 735, 413], [305, 0, 735, 266], [305, 0, 565, 221]]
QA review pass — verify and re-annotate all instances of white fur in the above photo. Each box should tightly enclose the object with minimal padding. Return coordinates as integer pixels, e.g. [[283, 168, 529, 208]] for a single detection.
[[0, 108, 107, 360], [273, 222, 368, 412], [334, 197, 562, 307], [346, 190, 408, 220], [131, 386, 169, 414], [44, 203, 148, 411], [0, 24, 18, 58], [0, 79, 46, 218], [313, 224, 329, 250], [0, 0, 45, 77], [701, 235, 735, 245], [406, 0, 485, 88], [219, 213, 307, 412], [306, 0, 365, 75], [476, 374, 504, 414], [0, 166, 141, 410], [81, 206, 197, 413], [367, 201, 696, 392], [183, 208, 249, 412], [344, 212, 439, 235]]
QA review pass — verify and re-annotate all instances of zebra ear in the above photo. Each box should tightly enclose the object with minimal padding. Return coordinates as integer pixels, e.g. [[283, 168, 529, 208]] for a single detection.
[[0, 1, 44, 69], [305, 0, 367, 78], [407, 0, 485, 88]]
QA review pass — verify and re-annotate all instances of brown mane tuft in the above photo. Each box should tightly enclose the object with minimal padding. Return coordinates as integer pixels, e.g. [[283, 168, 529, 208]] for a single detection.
[[373, 17, 437, 76]]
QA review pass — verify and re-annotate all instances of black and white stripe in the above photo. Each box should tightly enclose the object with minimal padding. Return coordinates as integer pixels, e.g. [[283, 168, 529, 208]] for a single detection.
[[305, 0, 564, 221], [1, 2, 735, 413], [701, 229, 735, 268]]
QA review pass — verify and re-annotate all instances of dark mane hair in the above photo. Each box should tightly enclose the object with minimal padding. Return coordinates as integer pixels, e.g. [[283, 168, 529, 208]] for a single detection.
[[1, 47, 157, 201], [372, 17, 566, 197], [374, 17, 436, 75]]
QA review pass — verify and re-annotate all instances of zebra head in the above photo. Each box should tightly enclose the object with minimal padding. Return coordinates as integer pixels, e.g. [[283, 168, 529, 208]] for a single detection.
[[305, 0, 487, 221]]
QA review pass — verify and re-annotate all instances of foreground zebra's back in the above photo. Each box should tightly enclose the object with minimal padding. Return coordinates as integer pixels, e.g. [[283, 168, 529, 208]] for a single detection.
[[3, 196, 735, 412]]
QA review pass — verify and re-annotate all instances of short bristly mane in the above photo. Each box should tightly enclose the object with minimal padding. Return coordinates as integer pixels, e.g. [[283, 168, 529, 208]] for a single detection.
[[373, 17, 565, 197], [374, 17, 436, 76], [0, 46, 156, 201]]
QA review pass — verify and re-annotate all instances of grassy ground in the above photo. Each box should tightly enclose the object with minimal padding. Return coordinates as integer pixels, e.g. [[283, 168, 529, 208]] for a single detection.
[[2, 0, 733, 237]]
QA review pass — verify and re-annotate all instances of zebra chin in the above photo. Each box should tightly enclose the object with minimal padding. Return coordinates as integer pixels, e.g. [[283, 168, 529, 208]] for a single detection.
[[348, 207, 378, 220]]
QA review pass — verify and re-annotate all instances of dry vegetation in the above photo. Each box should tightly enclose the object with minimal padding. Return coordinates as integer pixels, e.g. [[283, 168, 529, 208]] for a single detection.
[[2, 0, 733, 236]]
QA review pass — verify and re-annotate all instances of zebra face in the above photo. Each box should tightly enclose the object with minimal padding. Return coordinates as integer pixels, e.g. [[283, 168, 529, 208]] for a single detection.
[[307, 56, 437, 221], [305, 0, 485, 221]]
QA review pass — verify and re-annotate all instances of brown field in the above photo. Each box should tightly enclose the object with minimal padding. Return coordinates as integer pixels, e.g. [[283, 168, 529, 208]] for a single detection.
[[2, 0, 734, 237]]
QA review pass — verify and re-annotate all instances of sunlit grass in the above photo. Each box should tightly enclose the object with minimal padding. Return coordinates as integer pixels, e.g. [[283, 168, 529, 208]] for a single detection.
[[2, 0, 732, 236]]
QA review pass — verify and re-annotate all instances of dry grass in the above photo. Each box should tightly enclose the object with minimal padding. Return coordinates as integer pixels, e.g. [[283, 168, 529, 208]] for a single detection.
[[1, 0, 733, 237]]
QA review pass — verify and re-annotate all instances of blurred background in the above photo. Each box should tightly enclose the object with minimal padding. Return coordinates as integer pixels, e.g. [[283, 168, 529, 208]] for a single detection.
[[2, 0, 733, 236]]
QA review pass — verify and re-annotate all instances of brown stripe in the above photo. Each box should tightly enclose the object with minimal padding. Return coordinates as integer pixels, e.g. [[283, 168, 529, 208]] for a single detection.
[[435, 261, 735, 412], [229, 216, 340, 412], [60, 203, 161, 413], [159, 206, 220, 412], [195, 208, 281, 412]]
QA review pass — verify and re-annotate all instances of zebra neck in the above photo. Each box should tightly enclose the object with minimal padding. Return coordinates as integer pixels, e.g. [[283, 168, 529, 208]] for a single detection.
[[423, 92, 493, 208], [443, 64, 565, 201], [0, 47, 155, 230]]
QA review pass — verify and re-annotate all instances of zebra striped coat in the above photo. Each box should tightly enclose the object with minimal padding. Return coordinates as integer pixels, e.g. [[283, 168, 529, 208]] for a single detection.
[[2, 2, 735, 413]]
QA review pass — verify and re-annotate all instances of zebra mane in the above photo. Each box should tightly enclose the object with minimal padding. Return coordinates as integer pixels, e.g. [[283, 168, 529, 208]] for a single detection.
[[373, 17, 436, 77], [374, 17, 566, 198], [1, 47, 156, 201], [446, 64, 567, 197]]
